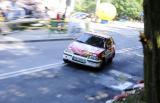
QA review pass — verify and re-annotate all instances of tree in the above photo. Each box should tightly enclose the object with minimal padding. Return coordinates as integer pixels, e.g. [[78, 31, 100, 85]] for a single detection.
[[75, 0, 142, 20], [112, 0, 142, 20], [75, 0, 96, 13], [141, 0, 160, 103]]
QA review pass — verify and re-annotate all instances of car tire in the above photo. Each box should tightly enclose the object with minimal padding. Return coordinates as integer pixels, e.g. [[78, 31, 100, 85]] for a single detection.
[[63, 59, 69, 63], [107, 57, 113, 63], [98, 58, 105, 69], [107, 52, 115, 64]]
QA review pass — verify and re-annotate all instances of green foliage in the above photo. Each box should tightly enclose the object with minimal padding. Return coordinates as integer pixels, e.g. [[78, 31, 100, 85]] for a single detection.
[[112, 0, 143, 20], [101, 0, 112, 3], [75, 0, 96, 13], [74, 0, 143, 20], [135, 0, 143, 4]]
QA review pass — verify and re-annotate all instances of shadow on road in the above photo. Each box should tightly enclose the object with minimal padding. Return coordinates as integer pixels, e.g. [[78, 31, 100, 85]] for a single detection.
[[63, 62, 113, 73]]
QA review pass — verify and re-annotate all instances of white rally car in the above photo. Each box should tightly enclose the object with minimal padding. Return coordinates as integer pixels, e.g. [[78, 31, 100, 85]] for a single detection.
[[63, 32, 115, 68]]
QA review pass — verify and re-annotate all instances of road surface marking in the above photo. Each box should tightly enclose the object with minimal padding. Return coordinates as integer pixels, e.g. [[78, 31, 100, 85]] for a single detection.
[[109, 70, 132, 79], [109, 69, 142, 81], [116, 46, 142, 54], [134, 53, 144, 57], [0, 62, 65, 80], [96, 70, 142, 91], [95, 74, 133, 91], [111, 82, 133, 91]]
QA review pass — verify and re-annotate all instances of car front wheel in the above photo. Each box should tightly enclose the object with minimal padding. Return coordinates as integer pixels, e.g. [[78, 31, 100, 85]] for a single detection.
[[63, 59, 69, 63], [97, 58, 105, 69], [107, 57, 113, 63], [107, 52, 115, 63]]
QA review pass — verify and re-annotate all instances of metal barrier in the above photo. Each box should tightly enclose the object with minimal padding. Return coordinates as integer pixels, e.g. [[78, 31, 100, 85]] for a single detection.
[[0, 18, 92, 35], [0, 18, 68, 34], [0, 22, 11, 35]]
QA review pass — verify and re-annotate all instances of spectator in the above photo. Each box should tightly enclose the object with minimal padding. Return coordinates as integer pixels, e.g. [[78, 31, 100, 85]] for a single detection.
[[0, 8, 10, 35], [0, 9, 5, 22], [140, 11, 144, 22], [16, 0, 36, 17], [0, 0, 11, 20], [0, 0, 25, 20], [8, 0, 25, 20], [0, 0, 11, 10], [32, 2, 46, 18]]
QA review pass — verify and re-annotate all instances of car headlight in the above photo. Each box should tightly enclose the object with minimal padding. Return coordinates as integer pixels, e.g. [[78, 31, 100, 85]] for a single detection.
[[88, 55, 98, 60], [64, 48, 73, 53]]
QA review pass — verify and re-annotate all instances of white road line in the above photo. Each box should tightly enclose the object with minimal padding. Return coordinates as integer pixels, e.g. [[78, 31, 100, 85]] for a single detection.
[[109, 69, 132, 79], [96, 69, 142, 91], [109, 69, 142, 81], [96, 74, 134, 91], [134, 53, 144, 57], [110, 82, 133, 91], [126, 52, 144, 58], [0, 62, 65, 80], [116, 46, 142, 54]]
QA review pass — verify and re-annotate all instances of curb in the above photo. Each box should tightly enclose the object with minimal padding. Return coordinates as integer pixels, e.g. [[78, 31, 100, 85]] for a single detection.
[[0, 37, 74, 44], [0, 30, 21, 35], [127, 26, 143, 31]]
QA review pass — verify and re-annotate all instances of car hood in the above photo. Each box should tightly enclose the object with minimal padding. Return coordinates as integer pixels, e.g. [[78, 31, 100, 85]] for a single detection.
[[68, 41, 105, 56]]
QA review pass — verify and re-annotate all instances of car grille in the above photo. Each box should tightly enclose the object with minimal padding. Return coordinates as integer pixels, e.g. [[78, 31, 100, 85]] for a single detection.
[[74, 53, 88, 57]]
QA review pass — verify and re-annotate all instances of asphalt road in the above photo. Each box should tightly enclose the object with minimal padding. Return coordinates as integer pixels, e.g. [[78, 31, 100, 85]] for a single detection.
[[0, 28, 143, 103]]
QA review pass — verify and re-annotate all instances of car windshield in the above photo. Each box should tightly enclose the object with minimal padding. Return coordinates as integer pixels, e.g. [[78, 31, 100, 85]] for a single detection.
[[77, 33, 105, 48]]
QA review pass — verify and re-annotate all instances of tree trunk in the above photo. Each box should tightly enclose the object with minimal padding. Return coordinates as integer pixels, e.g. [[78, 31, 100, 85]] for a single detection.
[[142, 0, 160, 103]]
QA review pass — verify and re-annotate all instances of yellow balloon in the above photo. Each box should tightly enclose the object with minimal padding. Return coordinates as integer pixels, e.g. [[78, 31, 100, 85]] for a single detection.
[[96, 3, 117, 20]]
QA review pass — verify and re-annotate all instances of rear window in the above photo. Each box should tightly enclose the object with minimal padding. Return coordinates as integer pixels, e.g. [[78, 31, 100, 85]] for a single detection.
[[76, 33, 105, 48]]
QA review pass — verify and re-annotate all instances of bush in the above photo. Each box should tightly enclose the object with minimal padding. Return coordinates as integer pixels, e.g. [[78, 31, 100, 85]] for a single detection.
[[75, 0, 96, 13], [74, 0, 143, 20], [112, 0, 143, 20]]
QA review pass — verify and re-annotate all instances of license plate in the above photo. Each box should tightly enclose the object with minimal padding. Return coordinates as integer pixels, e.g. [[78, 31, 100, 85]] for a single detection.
[[72, 56, 86, 63]]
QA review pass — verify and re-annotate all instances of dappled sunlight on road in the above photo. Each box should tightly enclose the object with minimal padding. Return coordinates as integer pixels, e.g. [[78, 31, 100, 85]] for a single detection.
[[0, 36, 23, 43], [23, 70, 59, 79], [38, 87, 50, 94], [0, 84, 26, 101], [0, 70, 62, 102], [0, 60, 14, 64], [0, 43, 38, 55], [0, 42, 42, 72]]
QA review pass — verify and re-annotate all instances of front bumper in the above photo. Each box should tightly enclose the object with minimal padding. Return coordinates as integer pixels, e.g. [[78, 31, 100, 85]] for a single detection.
[[63, 51, 102, 68]]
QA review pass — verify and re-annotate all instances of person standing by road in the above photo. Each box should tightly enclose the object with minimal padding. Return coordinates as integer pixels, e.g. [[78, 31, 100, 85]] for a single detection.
[[0, 9, 5, 22], [0, 9, 10, 35]]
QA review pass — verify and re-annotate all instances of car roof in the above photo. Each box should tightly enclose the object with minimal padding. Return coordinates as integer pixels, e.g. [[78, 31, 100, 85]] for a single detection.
[[85, 31, 111, 39]]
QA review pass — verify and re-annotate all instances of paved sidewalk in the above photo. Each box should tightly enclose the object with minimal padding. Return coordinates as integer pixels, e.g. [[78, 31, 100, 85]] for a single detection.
[[0, 29, 73, 43], [111, 21, 143, 29], [0, 21, 143, 44], [89, 21, 143, 37], [90, 21, 143, 31]]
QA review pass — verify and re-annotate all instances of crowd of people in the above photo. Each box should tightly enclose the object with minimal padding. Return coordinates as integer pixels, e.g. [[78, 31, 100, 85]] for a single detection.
[[0, 0, 66, 21], [0, 0, 68, 34]]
